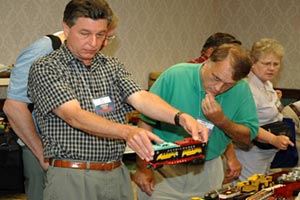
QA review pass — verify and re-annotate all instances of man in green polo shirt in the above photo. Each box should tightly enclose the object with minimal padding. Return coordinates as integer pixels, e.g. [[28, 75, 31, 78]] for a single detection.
[[135, 44, 259, 199]]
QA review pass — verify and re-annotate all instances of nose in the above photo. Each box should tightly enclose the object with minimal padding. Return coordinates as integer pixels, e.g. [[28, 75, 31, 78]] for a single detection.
[[214, 82, 225, 94], [269, 64, 278, 70], [89, 35, 97, 47], [267, 63, 279, 70]]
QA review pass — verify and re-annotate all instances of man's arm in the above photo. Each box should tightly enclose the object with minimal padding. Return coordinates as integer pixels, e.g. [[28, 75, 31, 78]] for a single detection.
[[202, 93, 251, 143], [52, 90, 209, 161], [3, 99, 48, 169], [127, 90, 208, 142], [223, 142, 242, 184], [4, 36, 58, 170], [255, 127, 294, 150], [52, 99, 163, 161]]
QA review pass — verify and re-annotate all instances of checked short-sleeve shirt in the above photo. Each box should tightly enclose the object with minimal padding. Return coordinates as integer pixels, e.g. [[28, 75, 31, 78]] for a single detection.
[[28, 44, 141, 162]]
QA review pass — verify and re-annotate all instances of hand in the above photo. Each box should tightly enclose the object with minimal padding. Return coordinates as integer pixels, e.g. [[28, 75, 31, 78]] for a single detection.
[[126, 126, 163, 161], [202, 94, 225, 125], [39, 158, 49, 171], [275, 90, 282, 99], [270, 135, 294, 150], [179, 113, 209, 143], [224, 156, 242, 184], [134, 167, 155, 196]]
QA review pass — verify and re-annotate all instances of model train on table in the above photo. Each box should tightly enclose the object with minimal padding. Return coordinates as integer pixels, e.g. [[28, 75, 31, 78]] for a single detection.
[[145, 137, 206, 169]]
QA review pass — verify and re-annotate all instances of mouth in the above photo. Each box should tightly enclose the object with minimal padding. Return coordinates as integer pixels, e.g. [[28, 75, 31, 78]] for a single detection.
[[83, 49, 98, 54]]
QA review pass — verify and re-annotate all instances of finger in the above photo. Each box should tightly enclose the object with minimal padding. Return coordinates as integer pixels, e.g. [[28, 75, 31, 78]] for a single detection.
[[288, 140, 294, 147], [205, 94, 213, 109], [128, 138, 152, 161], [225, 171, 233, 178], [206, 93, 216, 104], [201, 98, 208, 113], [139, 182, 152, 196], [190, 130, 200, 141], [140, 132, 163, 159], [147, 132, 164, 144], [150, 180, 155, 191], [198, 127, 209, 142]]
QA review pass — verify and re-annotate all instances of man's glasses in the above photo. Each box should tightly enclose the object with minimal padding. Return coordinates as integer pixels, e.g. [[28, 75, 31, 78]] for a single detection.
[[106, 35, 116, 44]]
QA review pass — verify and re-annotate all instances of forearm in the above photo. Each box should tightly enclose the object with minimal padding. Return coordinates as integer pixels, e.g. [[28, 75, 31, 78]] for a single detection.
[[128, 91, 179, 125], [53, 99, 155, 139], [255, 127, 276, 144], [216, 116, 251, 144], [224, 142, 236, 160], [53, 100, 164, 161], [3, 99, 44, 160], [57, 106, 135, 140], [223, 142, 242, 181], [127, 90, 209, 142]]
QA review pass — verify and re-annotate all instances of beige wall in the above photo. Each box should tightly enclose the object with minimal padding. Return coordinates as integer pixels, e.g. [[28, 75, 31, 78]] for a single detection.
[[0, 0, 299, 89]]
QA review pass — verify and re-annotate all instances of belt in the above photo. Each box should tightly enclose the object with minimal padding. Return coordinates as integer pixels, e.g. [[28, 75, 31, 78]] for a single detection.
[[289, 104, 300, 118], [45, 158, 121, 171]]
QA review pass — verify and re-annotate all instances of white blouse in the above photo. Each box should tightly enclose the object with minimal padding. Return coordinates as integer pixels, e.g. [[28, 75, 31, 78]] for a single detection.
[[247, 72, 283, 126]]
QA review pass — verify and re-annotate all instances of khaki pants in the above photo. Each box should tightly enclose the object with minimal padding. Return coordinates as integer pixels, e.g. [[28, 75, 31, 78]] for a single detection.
[[137, 156, 224, 200], [44, 163, 133, 200], [22, 146, 45, 200]]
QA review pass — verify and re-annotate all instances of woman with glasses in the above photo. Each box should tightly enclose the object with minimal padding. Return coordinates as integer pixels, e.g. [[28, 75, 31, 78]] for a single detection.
[[234, 38, 294, 182]]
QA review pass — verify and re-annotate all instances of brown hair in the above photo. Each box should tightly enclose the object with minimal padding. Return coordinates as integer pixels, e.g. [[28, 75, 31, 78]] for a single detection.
[[201, 32, 242, 54], [210, 44, 251, 81], [63, 0, 113, 28]]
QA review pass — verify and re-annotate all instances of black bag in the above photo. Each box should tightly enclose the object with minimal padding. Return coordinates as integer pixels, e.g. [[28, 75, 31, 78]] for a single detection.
[[253, 121, 292, 149], [271, 118, 298, 168]]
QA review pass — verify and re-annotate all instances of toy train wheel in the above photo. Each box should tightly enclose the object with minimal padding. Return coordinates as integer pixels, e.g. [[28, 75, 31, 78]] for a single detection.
[[259, 183, 265, 190], [153, 165, 163, 170], [147, 164, 163, 170], [191, 158, 204, 165], [146, 164, 152, 169]]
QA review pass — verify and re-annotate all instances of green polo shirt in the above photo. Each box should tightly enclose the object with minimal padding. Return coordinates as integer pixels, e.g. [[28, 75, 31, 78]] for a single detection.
[[140, 63, 258, 160]]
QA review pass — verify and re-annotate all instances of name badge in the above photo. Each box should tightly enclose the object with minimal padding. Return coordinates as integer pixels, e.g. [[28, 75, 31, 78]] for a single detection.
[[92, 96, 115, 114], [197, 118, 214, 137]]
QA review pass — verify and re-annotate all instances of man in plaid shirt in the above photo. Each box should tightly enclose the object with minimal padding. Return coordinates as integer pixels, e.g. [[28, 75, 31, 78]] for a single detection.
[[27, 0, 208, 199]]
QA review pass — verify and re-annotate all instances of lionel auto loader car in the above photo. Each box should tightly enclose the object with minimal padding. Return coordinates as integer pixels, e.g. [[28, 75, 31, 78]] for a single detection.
[[146, 138, 206, 169]]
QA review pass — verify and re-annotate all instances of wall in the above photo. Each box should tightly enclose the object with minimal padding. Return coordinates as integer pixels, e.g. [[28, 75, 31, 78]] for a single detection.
[[213, 0, 300, 89], [0, 0, 299, 90]]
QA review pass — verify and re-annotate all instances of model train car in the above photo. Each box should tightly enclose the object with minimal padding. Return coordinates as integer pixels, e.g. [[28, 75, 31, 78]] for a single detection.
[[146, 138, 206, 169], [236, 174, 274, 193]]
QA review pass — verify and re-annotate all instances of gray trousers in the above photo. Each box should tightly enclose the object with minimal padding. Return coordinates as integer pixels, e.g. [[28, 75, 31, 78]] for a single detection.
[[43, 162, 133, 200], [137, 156, 224, 200], [22, 146, 45, 200]]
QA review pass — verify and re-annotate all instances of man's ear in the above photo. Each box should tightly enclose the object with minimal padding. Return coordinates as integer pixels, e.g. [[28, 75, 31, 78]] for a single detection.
[[206, 47, 215, 57], [62, 22, 70, 38]]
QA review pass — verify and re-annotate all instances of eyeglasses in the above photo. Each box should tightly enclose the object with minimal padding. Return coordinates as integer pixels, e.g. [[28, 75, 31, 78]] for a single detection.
[[258, 61, 280, 69], [106, 35, 116, 44]]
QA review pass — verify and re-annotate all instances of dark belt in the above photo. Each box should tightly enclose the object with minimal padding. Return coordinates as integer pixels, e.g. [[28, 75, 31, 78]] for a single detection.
[[289, 104, 300, 118], [45, 158, 121, 171]]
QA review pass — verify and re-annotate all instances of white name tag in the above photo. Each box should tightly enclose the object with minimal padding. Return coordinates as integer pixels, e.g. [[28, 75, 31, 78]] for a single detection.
[[92, 96, 115, 114], [197, 118, 214, 136]]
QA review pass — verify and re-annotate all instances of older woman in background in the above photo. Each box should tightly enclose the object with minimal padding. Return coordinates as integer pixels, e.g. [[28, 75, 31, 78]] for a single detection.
[[234, 38, 294, 182]]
